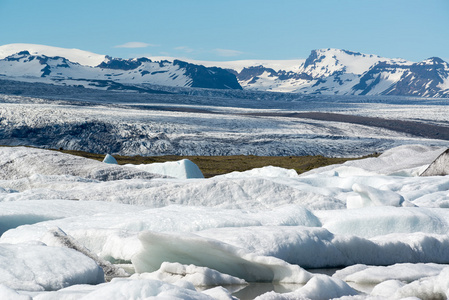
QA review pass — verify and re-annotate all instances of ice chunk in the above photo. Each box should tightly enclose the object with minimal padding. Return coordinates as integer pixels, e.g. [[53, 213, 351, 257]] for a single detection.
[[46, 278, 216, 300], [392, 267, 449, 299], [317, 206, 449, 238], [216, 165, 298, 179], [125, 159, 204, 179], [334, 263, 448, 284], [294, 275, 358, 299], [132, 231, 313, 283], [42, 227, 128, 278], [201, 286, 236, 300], [255, 275, 358, 299], [196, 226, 346, 268], [347, 183, 407, 208], [0, 200, 142, 235], [0, 243, 104, 291], [30, 284, 98, 300], [333, 232, 449, 266], [370, 280, 406, 298], [104, 279, 228, 300], [132, 262, 247, 287], [102, 154, 118, 164]]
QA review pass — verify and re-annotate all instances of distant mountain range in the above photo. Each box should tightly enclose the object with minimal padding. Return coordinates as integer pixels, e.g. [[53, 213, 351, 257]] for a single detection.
[[0, 44, 448, 97]]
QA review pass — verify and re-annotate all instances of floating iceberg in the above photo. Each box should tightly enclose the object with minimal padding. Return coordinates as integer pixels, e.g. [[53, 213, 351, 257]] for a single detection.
[[102, 154, 118, 164], [132, 231, 313, 283], [132, 262, 247, 287], [125, 159, 204, 179]]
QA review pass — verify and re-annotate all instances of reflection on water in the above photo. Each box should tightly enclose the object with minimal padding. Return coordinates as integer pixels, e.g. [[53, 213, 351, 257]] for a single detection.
[[230, 268, 376, 299]]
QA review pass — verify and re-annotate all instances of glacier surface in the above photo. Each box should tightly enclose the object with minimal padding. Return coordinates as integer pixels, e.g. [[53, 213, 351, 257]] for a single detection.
[[1, 91, 448, 157]]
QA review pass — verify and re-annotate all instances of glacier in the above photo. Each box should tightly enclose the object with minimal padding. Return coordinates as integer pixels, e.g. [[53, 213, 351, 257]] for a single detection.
[[1, 91, 448, 157]]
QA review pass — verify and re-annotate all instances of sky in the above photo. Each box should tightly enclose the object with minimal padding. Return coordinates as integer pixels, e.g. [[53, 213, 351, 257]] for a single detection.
[[0, 0, 448, 62]]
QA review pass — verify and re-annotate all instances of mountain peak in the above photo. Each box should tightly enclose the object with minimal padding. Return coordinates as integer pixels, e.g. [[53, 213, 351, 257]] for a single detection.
[[301, 48, 389, 78], [98, 56, 143, 70], [418, 57, 446, 66], [0, 43, 106, 67]]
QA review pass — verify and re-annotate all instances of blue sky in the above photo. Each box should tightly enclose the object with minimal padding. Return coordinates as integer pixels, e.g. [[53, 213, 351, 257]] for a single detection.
[[1, 0, 448, 62]]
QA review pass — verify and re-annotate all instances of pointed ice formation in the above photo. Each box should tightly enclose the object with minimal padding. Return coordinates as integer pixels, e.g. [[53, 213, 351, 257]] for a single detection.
[[103, 154, 118, 164], [420, 149, 449, 176]]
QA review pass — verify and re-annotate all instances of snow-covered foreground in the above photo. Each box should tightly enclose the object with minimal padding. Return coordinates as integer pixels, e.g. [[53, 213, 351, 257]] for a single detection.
[[1, 145, 449, 299]]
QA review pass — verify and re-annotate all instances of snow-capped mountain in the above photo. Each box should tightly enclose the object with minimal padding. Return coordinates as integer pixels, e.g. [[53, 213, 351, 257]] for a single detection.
[[0, 43, 106, 67], [229, 49, 449, 97], [0, 44, 242, 91], [1, 44, 448, 97], [354, 57, 449, 97]]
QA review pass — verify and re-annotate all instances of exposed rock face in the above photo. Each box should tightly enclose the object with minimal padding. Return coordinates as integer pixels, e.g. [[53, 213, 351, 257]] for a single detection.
[[173, 60, 242, 90], [420, 149, 449, 176]]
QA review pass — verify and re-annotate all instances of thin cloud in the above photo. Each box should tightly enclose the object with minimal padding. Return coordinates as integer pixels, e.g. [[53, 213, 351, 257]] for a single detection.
[[175, 46, 195, 53], [213, 48, 244, 57], [114, 42, 159, 49]]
